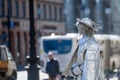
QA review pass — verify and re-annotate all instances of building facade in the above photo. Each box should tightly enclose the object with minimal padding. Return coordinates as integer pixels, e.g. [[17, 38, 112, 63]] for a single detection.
[[64, 0, 113, 34], [111, 0, 120, 35], [0, 0, 65, 64]]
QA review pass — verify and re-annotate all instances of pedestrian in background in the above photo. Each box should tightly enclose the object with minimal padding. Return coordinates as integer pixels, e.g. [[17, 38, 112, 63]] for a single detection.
[[46, 51, 60, 80]]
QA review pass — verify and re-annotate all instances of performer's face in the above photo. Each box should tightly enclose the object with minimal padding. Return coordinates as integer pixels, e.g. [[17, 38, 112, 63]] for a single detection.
[[76, 23, 85, 34]]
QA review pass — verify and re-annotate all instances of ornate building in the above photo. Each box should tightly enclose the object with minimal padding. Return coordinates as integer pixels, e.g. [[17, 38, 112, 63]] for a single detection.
[[0, 0, 65, 64]]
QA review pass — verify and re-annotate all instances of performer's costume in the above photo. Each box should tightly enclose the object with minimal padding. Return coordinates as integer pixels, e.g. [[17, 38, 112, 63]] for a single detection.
[[62, 18, 104, 80]]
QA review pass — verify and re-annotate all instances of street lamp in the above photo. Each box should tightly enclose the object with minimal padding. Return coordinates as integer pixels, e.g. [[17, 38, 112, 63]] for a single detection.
[[26, 0, 40, 80]]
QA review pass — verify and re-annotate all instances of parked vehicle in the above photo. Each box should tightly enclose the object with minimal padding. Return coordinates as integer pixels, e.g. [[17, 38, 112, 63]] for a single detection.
[[0, 45, 17, 80]]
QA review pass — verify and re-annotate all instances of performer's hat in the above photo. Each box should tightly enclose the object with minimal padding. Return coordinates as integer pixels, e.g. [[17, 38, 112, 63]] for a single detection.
[[76, 18, 98, 32]]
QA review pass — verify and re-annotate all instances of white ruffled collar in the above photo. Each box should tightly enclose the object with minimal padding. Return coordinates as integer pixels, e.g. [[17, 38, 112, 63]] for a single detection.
[[79, 35, 94, 45]]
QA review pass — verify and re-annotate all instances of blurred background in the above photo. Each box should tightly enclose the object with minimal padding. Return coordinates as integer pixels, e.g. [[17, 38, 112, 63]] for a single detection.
[[0, 0, 120, 79]]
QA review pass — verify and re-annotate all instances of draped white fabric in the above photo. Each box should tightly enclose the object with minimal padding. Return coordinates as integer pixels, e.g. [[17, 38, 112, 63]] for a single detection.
[[62, 36, 105, 80], [76, 36, 104, 80]]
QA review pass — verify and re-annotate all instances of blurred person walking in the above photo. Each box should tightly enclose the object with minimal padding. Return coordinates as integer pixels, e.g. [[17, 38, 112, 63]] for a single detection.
[[46, 51, 60, 80]]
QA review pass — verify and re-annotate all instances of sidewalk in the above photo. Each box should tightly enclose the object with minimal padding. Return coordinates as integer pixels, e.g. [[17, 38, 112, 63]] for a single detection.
[[16, 63, 49, 80]]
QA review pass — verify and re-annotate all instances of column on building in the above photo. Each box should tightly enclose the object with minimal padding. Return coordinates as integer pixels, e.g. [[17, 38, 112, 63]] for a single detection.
[[24, 31, 29, 57], [19, 31, 25, 64], [10, 30, 17, 61]]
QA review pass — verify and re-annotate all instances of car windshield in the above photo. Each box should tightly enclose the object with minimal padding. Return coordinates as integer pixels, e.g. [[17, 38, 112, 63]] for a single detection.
[[0, 48, 7, 60], [43, 39, 72, 54]]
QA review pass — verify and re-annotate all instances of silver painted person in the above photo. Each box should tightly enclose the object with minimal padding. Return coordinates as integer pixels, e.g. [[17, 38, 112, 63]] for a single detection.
[[63, 18, 104, 80]]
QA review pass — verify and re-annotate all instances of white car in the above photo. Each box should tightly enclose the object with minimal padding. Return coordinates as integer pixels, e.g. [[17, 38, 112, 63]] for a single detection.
[[0, 45, 17, 80]]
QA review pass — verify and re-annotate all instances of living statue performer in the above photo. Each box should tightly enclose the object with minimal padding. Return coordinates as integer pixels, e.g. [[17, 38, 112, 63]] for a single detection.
[[62, 18, 104, 80]]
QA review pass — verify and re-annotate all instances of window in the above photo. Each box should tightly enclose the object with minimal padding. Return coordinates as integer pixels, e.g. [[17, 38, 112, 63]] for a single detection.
[[43, 39, 72, 54], [43, 26, 56, 30], [0, 0, 4, 16], [22, 1, 26, 18], [7, 0, 12, 16], [48, 5, 52, 20], [37, 4, 41, 19], [54, 6, 57, 21], [43, 4, 46, 20], [59, 7, 63, 21], [15, 0, 19, 17]]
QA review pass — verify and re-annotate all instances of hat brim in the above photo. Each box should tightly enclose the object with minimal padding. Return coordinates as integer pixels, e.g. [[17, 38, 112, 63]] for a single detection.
[[79, 21, 98, 31]]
